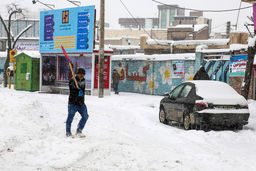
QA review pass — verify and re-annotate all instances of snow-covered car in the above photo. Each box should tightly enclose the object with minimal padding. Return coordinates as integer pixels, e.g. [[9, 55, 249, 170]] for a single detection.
[[159, 80, 250, 130]]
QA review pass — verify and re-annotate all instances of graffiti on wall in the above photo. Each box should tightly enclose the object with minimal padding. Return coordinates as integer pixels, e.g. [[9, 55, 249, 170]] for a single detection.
[[112, 60, 195, 95], [120, 64, 150, 81]]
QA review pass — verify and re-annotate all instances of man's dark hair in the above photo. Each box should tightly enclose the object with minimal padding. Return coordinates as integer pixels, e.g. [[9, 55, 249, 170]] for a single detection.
[[76, 68, 85, 75]]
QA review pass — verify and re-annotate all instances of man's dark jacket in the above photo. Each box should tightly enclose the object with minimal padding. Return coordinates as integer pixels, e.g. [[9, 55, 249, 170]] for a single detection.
[[193, 67, 210, 80], [68, 76, 85, 106]]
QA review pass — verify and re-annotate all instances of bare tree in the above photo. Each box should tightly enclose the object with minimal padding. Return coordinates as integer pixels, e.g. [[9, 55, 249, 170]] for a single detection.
[[0, 4, 32, 87]]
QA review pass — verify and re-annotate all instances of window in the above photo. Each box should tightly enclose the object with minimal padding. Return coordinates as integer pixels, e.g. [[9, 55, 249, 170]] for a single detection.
[[161, 9, 167, 29], [21, 63, 27, 74], [170, 85, 184, 99], [180, 85, 192, 98]]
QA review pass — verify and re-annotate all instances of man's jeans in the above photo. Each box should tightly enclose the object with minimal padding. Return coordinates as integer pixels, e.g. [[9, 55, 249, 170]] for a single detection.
[[113, 83, 119, 94], [66, 104, 89, 134]]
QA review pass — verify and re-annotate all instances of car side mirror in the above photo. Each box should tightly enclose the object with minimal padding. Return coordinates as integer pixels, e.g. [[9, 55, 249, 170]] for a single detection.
[[164, 92, 170, 97]]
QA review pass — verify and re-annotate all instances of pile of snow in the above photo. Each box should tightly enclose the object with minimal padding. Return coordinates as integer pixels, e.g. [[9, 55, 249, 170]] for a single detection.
[[190, 80, 248, 105], [0, 88, 256, 170]]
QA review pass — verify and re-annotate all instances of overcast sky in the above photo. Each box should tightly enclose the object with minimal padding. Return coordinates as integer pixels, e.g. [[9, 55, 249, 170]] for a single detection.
[[0, 0, 254, 33]]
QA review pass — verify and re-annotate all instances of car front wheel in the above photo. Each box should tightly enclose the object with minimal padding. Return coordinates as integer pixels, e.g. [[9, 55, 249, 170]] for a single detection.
[[159, 108, 167, 124], [183, 115, 191, 130]]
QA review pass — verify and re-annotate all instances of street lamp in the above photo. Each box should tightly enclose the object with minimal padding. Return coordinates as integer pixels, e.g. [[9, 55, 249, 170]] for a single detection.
[[32, 0, 55, 10], [66, 0, 81, 7]]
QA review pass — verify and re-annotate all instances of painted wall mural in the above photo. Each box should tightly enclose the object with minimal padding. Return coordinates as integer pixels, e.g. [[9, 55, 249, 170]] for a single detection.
[[112, 60, 195, 95]]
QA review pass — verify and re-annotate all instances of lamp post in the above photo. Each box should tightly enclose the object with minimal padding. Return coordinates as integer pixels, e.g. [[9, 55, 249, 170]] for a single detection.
[[32, 0, 55, 10]]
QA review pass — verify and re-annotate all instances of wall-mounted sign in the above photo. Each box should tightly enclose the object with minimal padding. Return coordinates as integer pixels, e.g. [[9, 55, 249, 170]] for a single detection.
[[40, 6, 95, 53], [229, 54, 247, 77], [172, 60, 185, 78]]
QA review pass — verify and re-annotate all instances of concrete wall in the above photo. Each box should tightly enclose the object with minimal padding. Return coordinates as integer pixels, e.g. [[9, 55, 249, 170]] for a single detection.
[[112, 59, 195, 95]]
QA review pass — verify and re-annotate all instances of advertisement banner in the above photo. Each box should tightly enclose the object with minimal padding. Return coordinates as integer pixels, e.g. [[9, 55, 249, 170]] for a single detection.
[[40, 6, 95, 53], [58, 56, 92, 88], [229, 54, 247, 77], [42, 56, 56, 85], [94, 55, 110, 89], [172, 60, 185, 78]]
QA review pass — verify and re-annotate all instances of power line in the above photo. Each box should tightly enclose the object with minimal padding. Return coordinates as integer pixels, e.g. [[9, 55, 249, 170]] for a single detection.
[[152, 0, 252, 13], [119, 0, 160, 45]]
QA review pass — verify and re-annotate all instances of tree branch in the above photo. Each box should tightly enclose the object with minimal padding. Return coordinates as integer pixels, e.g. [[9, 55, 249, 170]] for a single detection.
[[12, 24, 32, 49], [0, 15, 9, 36]]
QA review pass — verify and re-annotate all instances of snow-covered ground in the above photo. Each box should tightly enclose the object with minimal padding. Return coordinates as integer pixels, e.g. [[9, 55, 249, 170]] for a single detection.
[[0, 87, 256, 171]]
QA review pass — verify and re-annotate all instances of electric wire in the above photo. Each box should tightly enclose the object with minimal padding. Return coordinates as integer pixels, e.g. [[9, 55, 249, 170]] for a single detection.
[[120, 0, 160, 45], [152, 0, 252, 13]]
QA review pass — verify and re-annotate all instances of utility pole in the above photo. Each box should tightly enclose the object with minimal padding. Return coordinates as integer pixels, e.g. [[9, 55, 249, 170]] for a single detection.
[[98, 0, 105, 98], [241, 0, 256, 99], [226, 21, 231, 39]]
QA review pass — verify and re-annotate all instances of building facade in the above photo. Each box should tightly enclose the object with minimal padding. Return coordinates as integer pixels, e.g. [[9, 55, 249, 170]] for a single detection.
[[158, 5, 185, 29], [118, 18, 159, 29]]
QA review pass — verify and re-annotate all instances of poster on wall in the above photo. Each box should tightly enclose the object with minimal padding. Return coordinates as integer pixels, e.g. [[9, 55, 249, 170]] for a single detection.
[[94, 55, 110, 89], [40, 6, 95, 53], [58, 56, 92, 88], [172, 60, 184, 78], [42, 56, 56, 85], [229, 54, 247, 77]]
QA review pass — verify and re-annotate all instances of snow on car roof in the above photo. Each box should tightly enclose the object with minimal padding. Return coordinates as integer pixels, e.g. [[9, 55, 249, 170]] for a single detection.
[[187, 80, 247, 105]]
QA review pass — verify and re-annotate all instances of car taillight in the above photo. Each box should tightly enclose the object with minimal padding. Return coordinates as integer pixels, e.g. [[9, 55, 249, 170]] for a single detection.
[[241, 105, 248, 109], [196, 102, 208, 108]]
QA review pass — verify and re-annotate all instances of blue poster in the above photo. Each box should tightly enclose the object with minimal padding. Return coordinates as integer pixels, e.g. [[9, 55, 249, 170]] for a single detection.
[[229, 55, 247, 77], [40, 6, 95, 53]]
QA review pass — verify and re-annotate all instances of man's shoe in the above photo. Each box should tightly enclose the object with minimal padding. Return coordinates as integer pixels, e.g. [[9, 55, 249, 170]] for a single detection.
[[76, 131, 86, 138], [66, 132, 72, 137]]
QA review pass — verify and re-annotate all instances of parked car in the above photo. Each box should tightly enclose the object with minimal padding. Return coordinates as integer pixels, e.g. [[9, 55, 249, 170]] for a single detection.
[[159, 80, 250, 130]]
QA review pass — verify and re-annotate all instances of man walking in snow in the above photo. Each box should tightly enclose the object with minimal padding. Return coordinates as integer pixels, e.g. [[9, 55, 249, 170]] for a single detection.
[[112, 69, 120, 94], [66, 68, 89, 137]]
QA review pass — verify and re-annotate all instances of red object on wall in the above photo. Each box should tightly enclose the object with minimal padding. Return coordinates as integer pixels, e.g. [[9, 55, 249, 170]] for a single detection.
[[94, 55, 110, 89]]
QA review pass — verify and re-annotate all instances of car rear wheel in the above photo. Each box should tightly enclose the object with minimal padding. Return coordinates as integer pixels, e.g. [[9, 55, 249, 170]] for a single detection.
[[159, 108, 167, 124], [183, 115, 191, 130]]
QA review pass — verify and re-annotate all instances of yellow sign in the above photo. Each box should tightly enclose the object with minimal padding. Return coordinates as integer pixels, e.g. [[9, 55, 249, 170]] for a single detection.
[[9, 50, 17, 62]]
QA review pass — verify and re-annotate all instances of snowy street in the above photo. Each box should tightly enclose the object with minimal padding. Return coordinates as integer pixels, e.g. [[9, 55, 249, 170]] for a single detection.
[[0, 88, 256, 171]]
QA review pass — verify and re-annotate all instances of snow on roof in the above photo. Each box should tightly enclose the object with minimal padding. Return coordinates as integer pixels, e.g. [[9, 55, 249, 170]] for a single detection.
[[112, 53, 195, 61], [94, 45, 113, 52], [194, 24, 208, 32], [169, 24, 208, 32], [109, 45, 140, 50], [18, 51, 41, 58], [230, 44, 248, 51], [0, 51, 41, 58], [187, 80, 247, 105], [196, 44, 248, 53], [147, 38, 230, 46], [105, 36, 139, 41]]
